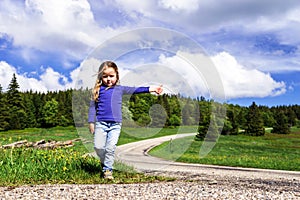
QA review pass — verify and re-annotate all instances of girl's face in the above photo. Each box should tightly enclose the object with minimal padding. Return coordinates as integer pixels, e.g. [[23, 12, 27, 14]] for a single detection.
[[102, 67, 117, 87]]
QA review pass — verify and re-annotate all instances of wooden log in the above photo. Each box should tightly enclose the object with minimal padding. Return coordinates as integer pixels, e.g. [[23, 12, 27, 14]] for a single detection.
[[2, 140, 28, 149], [1, 138, 79, 149]]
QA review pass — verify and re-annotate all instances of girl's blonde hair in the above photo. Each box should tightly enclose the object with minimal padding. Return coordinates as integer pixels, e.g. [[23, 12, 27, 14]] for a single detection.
[[92, 61, 119, 101]]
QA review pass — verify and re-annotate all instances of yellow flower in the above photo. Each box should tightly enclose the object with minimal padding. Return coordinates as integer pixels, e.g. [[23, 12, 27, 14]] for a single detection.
[[63, 166, 68, 171]]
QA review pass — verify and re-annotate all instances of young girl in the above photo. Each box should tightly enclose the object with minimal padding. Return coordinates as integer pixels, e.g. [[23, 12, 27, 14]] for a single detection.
[[88, 61, 163, 179]]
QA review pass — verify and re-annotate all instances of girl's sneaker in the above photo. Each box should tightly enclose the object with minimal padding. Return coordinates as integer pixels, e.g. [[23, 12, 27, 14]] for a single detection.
[[104, 170, 114, 180]]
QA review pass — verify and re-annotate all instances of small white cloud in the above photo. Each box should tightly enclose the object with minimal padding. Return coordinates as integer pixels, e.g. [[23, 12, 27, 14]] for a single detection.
[[0, 61, 17, 90], [39, 68, 65, 91], [74, 57, 102, 89], [156, 53, 210, 98], [0, 61, 47, 92], [158, 0, 200, 12]]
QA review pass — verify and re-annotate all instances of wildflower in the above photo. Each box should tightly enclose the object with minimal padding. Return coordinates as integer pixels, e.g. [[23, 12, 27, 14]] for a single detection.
[[62, 166, 68, 171]]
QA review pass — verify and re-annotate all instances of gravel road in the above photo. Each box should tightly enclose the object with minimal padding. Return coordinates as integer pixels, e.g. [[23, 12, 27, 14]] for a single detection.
[[1, 133, 299, 199]]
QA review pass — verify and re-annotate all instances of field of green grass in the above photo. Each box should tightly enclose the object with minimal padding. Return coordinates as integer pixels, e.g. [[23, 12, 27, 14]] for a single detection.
[[149, 127, 300, 171], [0, 126, 175, 186], [1, 126, 299, 186]]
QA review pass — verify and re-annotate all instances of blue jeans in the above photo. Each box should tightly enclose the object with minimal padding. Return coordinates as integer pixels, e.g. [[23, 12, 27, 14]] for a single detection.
[[94, 121, 121, 172]]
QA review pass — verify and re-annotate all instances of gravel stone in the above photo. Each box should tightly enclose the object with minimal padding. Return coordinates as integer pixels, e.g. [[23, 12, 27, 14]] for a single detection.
[[1, 172, 299, 200]]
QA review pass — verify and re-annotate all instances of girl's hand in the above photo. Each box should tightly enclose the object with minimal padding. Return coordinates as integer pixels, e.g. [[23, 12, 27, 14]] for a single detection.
[[150, 85, 163, 95], [89, 123, 95, 134]]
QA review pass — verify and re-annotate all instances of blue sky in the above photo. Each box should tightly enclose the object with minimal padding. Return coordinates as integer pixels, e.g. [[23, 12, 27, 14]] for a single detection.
[[0, 0, 300, 107]]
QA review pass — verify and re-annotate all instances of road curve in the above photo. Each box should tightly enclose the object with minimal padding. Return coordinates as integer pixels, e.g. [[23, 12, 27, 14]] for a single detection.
[[115, 133, 300, 181]]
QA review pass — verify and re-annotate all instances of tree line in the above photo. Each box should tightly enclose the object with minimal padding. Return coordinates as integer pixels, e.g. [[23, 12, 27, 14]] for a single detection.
[[0, 74, 73, 130], [1, 74, 300, 138]]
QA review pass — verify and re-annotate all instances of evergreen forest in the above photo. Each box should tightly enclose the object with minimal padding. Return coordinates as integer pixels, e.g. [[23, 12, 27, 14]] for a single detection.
[[1, 74, 300, 137]]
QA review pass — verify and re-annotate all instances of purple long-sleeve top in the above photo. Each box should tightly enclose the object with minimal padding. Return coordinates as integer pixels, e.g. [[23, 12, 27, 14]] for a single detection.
[[88, 85, 150, 123]]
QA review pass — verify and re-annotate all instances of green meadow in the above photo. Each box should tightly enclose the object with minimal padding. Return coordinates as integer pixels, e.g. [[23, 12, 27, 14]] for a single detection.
[[149, 127, 300, 171], [1, 126, 299, 186], [0, 126, 174, 186]]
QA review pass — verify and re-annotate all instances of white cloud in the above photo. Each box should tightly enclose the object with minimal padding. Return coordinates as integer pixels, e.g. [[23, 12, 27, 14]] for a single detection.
[[78, 51, 286, 100], [156, 53, 211, 98], [155, 51, 286, 99], [39, 67, 70, 91], [113, 0, 300, 32], [0, 61, 77, 92], [73, 57, 102, 89], [158, 0, 200, 12], [0, 61, 17, 90], [0, 0, 296, 103], [96, 0, 300, 74], [2, 0, 299, 71], [211, 52, 286, 98], [1, 0, 299, 51], [0, 50, 287, 100], [0, 0, 127, 67], [0, 61, 47, 92]]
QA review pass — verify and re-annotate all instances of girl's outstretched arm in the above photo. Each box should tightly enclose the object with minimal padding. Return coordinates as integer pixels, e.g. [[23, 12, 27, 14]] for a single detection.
[[149, 85, 163, 95]]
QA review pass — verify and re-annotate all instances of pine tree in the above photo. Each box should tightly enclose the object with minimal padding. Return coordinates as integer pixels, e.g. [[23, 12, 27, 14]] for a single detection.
[[0, 85, 10, 130], [162, 94, 171, 126], [41, 98, 59, 127], [245, 102, 265, 136], [72, 88, 90, 127], [195, 100, 211, 141], [65, 89, 74, 126], [23, 91, 37, 128], [236, 107, 247, 130], [6, 74, 26, 130], [149, 103, 167, 128], [222, 105, 239, 135], [182, 100, 197, 126], [286, 109, 297, 127], [271, 111, 290, 134]]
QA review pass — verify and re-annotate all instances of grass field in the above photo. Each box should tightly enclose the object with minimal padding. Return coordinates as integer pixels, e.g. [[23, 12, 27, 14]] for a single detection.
[[149, 127, 300, 171], [0, 126, 175, 186], [1, 126, 299, 186]]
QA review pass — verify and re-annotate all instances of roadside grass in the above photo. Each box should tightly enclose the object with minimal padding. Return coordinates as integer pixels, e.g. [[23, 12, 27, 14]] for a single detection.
[[0, 126, 177, 186], [149, 128, 300, 171]]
